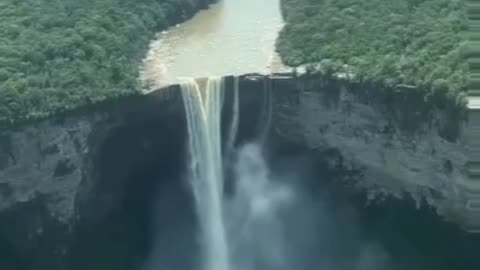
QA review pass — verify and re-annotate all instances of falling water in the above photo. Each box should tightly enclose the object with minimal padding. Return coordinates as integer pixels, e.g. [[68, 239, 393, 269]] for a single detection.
[[180, 77, 232, 270], [225, 76, 240, 155], [226, 143, 294, 270], [159, 75, 408, 270], [257, 78, 272, 143], [180, 76, 295, 270]]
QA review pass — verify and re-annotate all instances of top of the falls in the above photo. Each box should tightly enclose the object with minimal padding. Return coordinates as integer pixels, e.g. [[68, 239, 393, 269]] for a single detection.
[[140, 0, 288, 89]]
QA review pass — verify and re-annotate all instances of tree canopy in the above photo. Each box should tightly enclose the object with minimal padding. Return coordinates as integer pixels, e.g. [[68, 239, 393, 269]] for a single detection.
[[0, 0, 206, 125], [277, 0, 468, 108]]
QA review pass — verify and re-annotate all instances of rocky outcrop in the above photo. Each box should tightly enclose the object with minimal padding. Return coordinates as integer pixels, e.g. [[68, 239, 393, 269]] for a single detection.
[[271, 74, 472, 227], [0, 114, 101, 223]]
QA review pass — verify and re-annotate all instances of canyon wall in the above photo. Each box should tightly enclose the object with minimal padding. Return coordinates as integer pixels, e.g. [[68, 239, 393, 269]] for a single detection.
[[271, 75, 471, 224], [0, 87, 185, 269], [0, 73, 474, 268]]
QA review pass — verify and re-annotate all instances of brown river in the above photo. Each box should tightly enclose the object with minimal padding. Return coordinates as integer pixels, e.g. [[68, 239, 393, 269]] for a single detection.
[[140, 0, 286, 89]]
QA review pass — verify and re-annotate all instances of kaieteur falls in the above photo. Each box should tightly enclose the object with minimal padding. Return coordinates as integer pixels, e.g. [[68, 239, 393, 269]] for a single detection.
[[158, 76, 294, 270], [141, 76, 394, 270], [137, 75, 480, 270], [181, 77, 232, 270]]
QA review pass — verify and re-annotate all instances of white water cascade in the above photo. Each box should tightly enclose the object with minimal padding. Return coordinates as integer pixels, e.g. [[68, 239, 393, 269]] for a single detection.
[[180, 77, 232, 270], [180, 76, 294, 270]]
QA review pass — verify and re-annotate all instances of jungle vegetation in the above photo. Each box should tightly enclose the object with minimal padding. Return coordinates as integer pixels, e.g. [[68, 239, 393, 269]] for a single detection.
[[277, 0, 469, 109], [0, 0, 206, 125]]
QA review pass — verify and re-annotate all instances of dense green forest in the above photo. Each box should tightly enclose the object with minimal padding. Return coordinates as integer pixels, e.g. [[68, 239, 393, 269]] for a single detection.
[[277, 0, 468, 108], [0, 0, 208, 124], [0, 0, 469, 124]]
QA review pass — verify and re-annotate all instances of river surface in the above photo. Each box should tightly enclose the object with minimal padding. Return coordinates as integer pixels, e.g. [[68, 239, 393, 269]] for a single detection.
[[140, 0, 287, 89]]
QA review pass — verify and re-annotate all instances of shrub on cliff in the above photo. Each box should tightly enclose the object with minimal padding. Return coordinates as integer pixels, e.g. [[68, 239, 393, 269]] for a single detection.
[[0, 0, 205, 125], [277, 0, 468, 109]]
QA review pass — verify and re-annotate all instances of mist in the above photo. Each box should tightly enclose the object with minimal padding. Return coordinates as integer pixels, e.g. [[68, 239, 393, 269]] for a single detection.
[[139, 77, 466, 270], [142, 141, 397, 270]]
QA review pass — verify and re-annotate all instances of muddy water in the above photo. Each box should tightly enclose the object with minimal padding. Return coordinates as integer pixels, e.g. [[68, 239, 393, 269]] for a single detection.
[[140, 0, 286, 89]]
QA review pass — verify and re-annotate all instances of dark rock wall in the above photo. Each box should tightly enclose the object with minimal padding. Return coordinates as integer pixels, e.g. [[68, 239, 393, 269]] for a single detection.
[[0, 73, 475, 269], [0, 86, 186, 269], [0, 75, 269, 269], [271, 75, 470, 225]]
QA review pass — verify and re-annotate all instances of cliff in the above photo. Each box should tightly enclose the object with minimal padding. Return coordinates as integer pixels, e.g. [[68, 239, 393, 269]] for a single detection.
[[0, 73, 475, 268], [0, 86, 187, 269], [272, 75, 470, 220]]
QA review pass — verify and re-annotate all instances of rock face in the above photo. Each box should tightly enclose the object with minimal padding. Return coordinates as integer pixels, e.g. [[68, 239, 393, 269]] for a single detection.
[[0, 111, 109, 269], [0, 75, 269, 269], [0, 73, 475, 268], [0, 86, 186, 269], [272, 75, 471, 225], [0, 115, 100, 223]]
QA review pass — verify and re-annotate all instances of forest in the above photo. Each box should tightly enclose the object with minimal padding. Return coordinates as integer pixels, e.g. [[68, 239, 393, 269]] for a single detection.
[[0, 0, 206, 125], [277, 0, 468, 109], [0, 0, 470, 124]]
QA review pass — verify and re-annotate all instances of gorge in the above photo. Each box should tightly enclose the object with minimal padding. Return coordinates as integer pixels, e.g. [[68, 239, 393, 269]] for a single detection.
[[1, 0, 480, 269], [2, 73, 480, 269]]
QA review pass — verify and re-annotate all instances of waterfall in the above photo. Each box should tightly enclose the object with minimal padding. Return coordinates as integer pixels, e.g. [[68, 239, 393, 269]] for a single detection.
[[257, 77, 272, 143], [226, 76, 240, 155], [226, 143, 294, 270], [180, 76, 293, 270], [180, 77, 232, 270]]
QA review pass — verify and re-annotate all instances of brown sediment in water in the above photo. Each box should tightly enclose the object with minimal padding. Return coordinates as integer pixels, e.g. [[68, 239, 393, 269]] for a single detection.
[[140, 0, 287, 90]]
